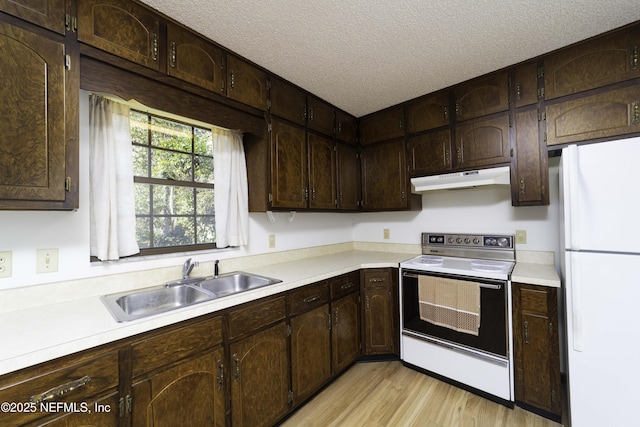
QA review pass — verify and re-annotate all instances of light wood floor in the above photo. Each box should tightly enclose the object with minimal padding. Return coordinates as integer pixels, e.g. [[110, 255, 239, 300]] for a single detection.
[[281, 361, 563, 427]]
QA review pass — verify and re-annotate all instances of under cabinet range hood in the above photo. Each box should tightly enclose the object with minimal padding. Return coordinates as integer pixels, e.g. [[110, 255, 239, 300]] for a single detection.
[[410, 166, 511, 193]]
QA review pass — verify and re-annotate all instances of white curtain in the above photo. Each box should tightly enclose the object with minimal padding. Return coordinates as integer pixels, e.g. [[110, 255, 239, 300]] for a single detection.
[[89, 94, 140, 260], [213, 128, 249, 247]]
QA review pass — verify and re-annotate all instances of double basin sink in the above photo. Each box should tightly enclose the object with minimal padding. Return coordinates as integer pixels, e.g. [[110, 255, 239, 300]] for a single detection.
[[101, 272, 282, 322]]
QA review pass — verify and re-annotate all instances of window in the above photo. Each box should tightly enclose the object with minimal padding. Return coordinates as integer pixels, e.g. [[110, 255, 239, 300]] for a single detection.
[[130, 110, 215, 254]]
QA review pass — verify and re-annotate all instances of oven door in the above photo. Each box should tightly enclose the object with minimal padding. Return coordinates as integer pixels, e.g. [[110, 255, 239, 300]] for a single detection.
[[401, 269, 508, 359]]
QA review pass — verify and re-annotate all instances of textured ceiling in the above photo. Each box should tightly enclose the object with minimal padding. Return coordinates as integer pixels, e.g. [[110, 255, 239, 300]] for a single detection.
[[140, 0, 640, 117]]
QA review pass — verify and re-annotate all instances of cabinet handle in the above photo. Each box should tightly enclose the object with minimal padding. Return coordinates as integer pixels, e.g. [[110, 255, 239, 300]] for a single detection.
[[366, 296, 370, 311], [515, 83, 522, 100], [333, 308, 339, 326], [216, 360, 224, 390], [170, 41, 176, 67], [631, 46, 638, 70], [519, 177, 526, 195], [303, 294, 320, 303], [340, 283, 354, 290], [151, 33, 158, 61], [230, 71, 235, 89], [456, 147, 462, 162], [328, 311, 333, 330], [311, 187, 316, 201], [232, 353, 240, 381], [632, 101, 640, 124], [309, 107, 314, 122], [443, 106, 448, 121], [30, 375, 91, 403], [368, 277, 385, 283], [524, 321, 530, 344]]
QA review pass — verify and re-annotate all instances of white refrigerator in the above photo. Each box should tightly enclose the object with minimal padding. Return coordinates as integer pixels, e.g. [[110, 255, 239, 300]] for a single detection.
[[560, 137, 640, 427]]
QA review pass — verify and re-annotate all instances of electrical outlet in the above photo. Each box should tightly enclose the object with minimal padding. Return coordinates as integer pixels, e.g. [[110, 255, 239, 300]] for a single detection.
[[36, 249, 58, 273], [515, 230, 527, 244], [0, 251, 12, 278], [268, 234, 276, 248], [383, 229, 390, 239]]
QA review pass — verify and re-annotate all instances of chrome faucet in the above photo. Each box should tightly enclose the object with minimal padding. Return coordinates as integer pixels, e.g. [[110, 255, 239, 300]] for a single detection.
[[182, 258, 199, 279]]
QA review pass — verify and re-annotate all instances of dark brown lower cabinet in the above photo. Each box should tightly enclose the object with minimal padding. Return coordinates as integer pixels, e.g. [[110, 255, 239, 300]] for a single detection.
[[290, 304, 332, 404], [332, 291, 361, 373], [131, 349, 225, 427], [229, 322, 290, 427], [362, 269, 398, 355], [512, 283, 561, 419]]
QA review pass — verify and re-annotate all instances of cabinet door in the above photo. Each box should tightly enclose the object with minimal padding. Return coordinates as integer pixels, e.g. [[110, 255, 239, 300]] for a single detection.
[[308, 133, 337, 210], [227, 54, 268, 110], [335, 110, 357, 144], [359, 107, 405, 145], [513, 284, 561, 416], [512, 108, 549, 206], [0, 21, 74, 208], [362, 269, 395, 355], [167, 23, 225, 93], [407, 129, 452, 176], [332, 292, 361, 374], [455, 71, 509, 121], [131, 348, 226, 427], [544, 26, 640, 100], [78, 0, 161, 71], [270, 77, 306, 126], [513, 62, 541, 108], [406, 91, 450, 133], [230, 322, 290, 427], [0, 0, 65, 34], [545, 85, 640, 146], [336, 142, 360, 211], [454, 113, 510, 168], [290, 304, 331, 405], [360, 139, 408, 210], [307, 95, 335, 136], [270, 120, 308, 209]]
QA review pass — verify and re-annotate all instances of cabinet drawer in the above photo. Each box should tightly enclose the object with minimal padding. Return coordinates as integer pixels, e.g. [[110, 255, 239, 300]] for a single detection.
[[228, 296, 287, 340], [288, 281, 330, 316], [330, 271, 360, 300], [520, 287, 548, 313], [363, 269, 393, 287], [131, 316, 222, 378], [0, 349, 119, 426]]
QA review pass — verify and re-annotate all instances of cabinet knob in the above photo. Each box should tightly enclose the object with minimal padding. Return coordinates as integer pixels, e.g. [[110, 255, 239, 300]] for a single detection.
[[524, 321, 530, 344]]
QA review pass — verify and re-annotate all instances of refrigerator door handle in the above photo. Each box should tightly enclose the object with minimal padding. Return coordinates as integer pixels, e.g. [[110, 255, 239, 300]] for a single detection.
[[571, 253, 585, 351], [567, 145, 581, 249]]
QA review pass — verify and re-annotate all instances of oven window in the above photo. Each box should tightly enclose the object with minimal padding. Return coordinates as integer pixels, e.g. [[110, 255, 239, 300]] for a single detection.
[[402, 270, 507, 358]]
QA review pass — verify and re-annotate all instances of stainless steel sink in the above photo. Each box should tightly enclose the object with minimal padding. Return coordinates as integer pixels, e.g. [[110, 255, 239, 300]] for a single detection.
[[197, 272, 282, 297], [101, 284, 216, 322]]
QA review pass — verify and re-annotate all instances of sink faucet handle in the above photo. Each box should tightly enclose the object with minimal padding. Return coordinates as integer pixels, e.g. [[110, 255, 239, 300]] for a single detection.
[[214, 260, 220, 278], [183, 258, 198, 279]]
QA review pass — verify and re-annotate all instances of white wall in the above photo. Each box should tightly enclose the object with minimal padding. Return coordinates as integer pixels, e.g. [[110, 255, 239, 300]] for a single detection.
[[0, 90, 560, 290]]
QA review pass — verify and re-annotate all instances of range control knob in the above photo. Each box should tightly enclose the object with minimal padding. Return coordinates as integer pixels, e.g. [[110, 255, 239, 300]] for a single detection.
[[448, 238, 454, 243], [456, 238, 462, 243], [464, 238, 471, 244], [498, 237, 510, 247], [473, 238, 480, 244]]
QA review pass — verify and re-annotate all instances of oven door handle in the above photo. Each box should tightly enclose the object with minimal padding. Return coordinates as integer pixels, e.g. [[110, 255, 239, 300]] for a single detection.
[[402, 272, 502, 290]]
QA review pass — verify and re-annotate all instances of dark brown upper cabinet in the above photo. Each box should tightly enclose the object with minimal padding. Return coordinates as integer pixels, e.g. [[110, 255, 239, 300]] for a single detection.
[[546, 85, 640, 146], [270, 77, 307, 126], [308, 133, 337, 210], [406, 90, 450, 133], [227, 54, 269, 111], [359, 106, 405, 145], [270, 119, 308, 209], [544, 25, 640, 100], [335, 110, 358, 145], [78, 0, 161, 71], [407, 129, 453, 176], [512, 108, 549, 206], [0, 0, 66, 34], [455, 71, 509, 121], [336, 142, 360, 211], [0, 19, 78, 210], [307, 95, 335, 137], [166, 23, 225, 94], [513, 62, 541, 108], [454, 113, 510, 169]]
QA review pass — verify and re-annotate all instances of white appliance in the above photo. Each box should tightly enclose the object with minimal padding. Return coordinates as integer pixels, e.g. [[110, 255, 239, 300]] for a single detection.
[[400, 232, 515, 404], [560, 137, 640, 427], [410, 166, 511, 193]]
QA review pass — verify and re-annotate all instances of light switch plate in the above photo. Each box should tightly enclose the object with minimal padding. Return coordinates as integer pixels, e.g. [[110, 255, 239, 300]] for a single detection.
[[0, 251, 12, 278], [36, 249, 58, 273], [515, 230, 527, 244]]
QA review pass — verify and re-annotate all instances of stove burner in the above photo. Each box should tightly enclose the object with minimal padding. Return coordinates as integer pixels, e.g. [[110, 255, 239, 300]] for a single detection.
[[470, 260, 507, 272], [415, 256, 444, 265]]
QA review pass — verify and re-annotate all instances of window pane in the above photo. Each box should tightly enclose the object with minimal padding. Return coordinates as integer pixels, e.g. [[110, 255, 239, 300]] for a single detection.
[[151, 117, 192, 152], [132, 145, 148, 177], [153, 216, 195, 247], [194, 127, 213, 156], [130, 111, 148, 145], [196, 188, 214, 215], [152, 185, 194, 216], [136, 217, 151, 249], [194, 155, 214, 183], [196, 217, 215, 244], [151, 148, 192, 181], [134, 183, 150, 215]]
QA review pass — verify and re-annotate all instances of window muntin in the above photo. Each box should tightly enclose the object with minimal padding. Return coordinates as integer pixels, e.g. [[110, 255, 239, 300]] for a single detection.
[[131, 110, 215, 254]]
